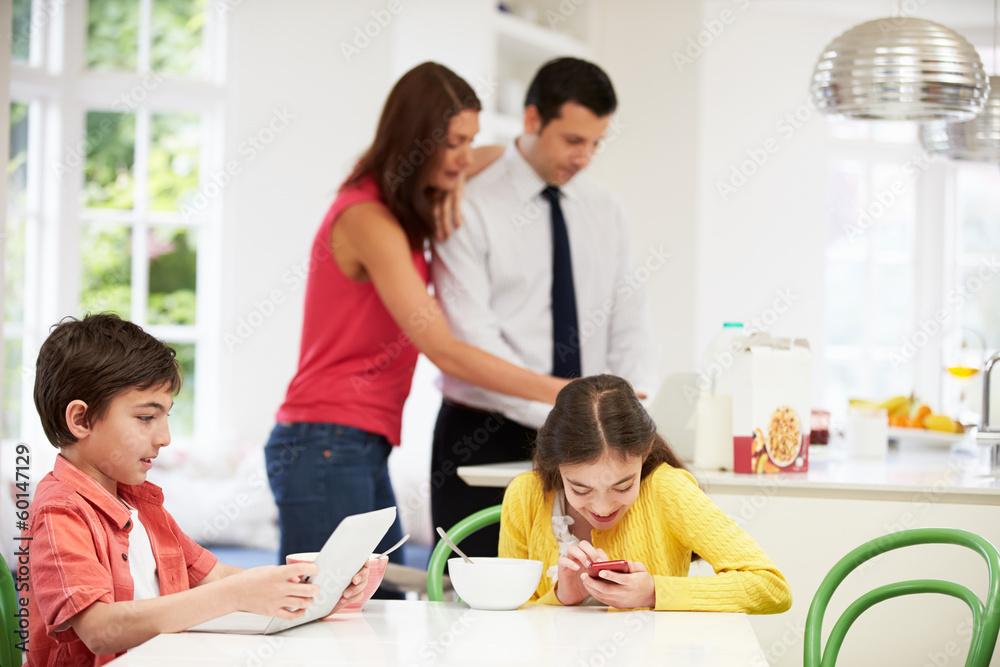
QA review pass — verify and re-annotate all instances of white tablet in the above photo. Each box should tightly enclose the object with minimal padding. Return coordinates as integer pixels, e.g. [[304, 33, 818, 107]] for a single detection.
[[186, 506, 396, 635]]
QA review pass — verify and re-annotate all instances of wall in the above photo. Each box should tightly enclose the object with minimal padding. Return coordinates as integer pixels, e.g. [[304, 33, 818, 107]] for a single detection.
[[588, 0, 701, 380], [221, 0, 395, 454], [696, 2, 835, 404]]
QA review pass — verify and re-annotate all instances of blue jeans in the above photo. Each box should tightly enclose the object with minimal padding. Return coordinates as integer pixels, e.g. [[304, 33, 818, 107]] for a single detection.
[[264, 422, 405, 568]]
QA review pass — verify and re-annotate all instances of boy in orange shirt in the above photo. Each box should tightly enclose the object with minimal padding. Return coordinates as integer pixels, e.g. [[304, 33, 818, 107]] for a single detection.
[[23, 314, 368, 667]]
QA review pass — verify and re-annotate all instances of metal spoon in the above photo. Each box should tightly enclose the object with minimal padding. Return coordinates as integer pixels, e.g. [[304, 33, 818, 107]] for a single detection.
[[436, 526, 474, 565], [375, 533, 410, 559]]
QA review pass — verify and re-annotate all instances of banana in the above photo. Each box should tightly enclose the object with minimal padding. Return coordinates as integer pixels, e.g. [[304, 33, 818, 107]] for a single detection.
[[924, 414, 958, 433], [849, 398, 880, 410], [877, 395, 911, 416]]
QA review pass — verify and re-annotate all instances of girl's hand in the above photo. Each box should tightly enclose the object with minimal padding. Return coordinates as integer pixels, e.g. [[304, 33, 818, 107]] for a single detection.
[[434, 172, 465, 241], [579, 560, 656, 610], [230, 563, 321, 619], [555, 540, 608, 606]]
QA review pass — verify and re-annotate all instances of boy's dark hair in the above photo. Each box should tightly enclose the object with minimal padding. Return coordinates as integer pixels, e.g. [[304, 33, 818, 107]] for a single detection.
[[533, 374, 689, 493], [524, 57, 617, 129], [34, 313, 182, 448]]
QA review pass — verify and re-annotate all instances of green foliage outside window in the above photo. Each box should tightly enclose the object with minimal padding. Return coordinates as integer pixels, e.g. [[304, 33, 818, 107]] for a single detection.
[[81, 225, 132, 319], [12, 0, 31, 62], [150, 113, 200, 213], [7, 103, 29, 325], [83, 112, 136, 210], [169, 342, 196, 437], [86, 0, 139, 71], [152, 0, 207, 77], [149, 228, 197, 326]]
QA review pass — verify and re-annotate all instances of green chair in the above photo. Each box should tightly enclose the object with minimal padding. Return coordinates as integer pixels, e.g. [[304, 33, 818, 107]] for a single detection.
[[1, 553, 22, 667], [804, 527, 1000, 667], [426, 505, 503, 602]]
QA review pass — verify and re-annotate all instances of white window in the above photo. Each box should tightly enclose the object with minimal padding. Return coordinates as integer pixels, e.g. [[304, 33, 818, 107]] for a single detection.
[[824, 110, 1000, 424], [5, 0, 226, 457]]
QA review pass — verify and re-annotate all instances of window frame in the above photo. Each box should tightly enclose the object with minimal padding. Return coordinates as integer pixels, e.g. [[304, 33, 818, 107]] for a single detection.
[[5, 0, 227, 453]]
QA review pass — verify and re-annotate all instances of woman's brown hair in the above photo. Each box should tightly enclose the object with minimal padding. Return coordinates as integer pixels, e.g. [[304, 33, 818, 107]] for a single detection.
[[533, 374, 690, 493], [343, 62, 481, 250]]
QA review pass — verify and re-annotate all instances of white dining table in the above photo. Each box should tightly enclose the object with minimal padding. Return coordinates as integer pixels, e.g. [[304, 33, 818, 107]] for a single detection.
[[106, 600, 769, 666]]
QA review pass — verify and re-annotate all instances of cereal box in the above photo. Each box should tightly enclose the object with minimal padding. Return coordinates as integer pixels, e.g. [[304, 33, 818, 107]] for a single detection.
[[717, 333, 811, 473]]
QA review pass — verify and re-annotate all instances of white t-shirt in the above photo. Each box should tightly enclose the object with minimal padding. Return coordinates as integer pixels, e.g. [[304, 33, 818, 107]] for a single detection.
[[124, 501, 161, 601]]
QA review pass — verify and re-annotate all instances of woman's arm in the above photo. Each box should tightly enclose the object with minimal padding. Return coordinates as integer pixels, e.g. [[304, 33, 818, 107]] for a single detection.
[[469, 144, 505, 177], [338, 203, 567, 405]]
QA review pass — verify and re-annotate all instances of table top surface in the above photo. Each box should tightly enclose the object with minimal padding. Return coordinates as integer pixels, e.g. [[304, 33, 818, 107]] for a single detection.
[[106, 600, 768, 666], [457, 441, 1000, 504]]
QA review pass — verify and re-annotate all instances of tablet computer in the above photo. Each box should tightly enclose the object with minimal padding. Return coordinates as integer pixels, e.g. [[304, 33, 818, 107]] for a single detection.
[[186, 506, 396, 634]]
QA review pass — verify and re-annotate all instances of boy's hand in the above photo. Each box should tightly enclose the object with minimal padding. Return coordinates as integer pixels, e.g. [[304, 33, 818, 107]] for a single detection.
[[580, 560, 655, 610], [231, 563, 321, 619], [555, 540, 608, 606], [330, 560, 371, 613]]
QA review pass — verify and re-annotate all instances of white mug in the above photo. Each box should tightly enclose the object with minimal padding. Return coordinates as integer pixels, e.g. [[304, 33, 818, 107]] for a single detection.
[[845, 407, 888, 460]]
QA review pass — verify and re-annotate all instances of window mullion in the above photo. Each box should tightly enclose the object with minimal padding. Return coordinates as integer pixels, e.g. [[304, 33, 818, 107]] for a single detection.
[[132, 109, 151, 326], [138, 0, 153, 74]]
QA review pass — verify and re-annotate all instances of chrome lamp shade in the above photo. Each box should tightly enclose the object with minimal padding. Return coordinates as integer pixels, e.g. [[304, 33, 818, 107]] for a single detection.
[[920, 76, 1000, 161], [812, 17, 989, 121]]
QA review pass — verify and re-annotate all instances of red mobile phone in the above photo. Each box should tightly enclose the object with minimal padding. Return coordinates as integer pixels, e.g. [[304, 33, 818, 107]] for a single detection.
[[588, 560, 629, 580]]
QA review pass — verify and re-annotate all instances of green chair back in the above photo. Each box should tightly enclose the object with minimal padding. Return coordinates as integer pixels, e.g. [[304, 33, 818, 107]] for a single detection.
[[804, 527, 1000, 667], [426, 505, 503, 602], [1, 553, 22, 667]]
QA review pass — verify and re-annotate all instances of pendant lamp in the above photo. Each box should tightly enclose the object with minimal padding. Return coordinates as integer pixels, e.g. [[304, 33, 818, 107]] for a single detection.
[[920, 76, 1000, 161], [919, 2, 1000, 161], [812, 17, 988, 121]]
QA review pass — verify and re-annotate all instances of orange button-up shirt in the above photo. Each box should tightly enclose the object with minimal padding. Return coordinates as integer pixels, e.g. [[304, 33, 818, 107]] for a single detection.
[[23, 455, 217, 667]]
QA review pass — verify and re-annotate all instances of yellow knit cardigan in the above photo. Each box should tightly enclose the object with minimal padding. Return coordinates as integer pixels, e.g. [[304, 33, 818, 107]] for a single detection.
[[499, 464, 792, 613]]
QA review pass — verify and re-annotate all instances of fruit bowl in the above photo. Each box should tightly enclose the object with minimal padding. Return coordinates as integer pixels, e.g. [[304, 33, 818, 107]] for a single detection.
[[887, 426, 966, 449]]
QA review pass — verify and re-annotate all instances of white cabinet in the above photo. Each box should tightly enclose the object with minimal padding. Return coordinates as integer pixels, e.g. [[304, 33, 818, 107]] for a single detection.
[[392, 0, 595, 143]]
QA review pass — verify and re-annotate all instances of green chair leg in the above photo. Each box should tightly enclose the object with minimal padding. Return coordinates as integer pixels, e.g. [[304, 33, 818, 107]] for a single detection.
[[427, 505, 503, 602], [804, 528, 1000, 667], [1, 553, 22, 667]]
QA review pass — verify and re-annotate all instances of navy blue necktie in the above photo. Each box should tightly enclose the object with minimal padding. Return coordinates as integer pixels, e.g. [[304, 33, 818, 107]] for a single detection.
[[542, 186, 581, 378]]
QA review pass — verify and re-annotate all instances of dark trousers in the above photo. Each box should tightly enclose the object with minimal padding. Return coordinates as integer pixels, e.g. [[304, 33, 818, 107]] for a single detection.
[[430, 401, 537, 559]]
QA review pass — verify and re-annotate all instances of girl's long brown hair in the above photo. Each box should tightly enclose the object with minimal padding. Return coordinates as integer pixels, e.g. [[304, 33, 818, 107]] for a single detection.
[[534, 374, 690, 493], [343, 62, 481, 250]]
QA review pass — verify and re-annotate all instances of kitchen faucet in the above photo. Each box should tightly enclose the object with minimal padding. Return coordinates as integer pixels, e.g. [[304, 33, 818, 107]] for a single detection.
[[978, 350, 1000, 472]]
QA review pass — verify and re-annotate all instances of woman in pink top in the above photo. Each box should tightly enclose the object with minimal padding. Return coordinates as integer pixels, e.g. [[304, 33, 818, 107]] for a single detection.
[[266, 63, 567, 575]]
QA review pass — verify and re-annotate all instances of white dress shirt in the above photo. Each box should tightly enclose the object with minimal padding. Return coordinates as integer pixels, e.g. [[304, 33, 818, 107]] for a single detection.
[[432, 142, 658, 429]]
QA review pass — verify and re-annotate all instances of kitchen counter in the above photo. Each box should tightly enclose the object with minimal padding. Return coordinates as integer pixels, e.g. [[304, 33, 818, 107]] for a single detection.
[[460, 438, 1000, 666], [457, 440, 1000, 506]]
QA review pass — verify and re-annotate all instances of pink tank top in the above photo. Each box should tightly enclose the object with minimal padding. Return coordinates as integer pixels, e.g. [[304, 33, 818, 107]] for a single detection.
[[276, 175, 429, 444]]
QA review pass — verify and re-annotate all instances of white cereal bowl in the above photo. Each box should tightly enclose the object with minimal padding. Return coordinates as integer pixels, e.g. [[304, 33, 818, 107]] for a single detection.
[[447, 557, 543, 611]]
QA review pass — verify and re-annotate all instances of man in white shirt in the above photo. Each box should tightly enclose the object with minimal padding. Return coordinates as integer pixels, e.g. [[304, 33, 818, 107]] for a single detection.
[[430, 58, 658, 556]]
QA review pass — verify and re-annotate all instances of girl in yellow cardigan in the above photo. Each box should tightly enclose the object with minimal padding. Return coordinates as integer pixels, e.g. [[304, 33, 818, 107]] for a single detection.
[[499, 374, 792, 613]]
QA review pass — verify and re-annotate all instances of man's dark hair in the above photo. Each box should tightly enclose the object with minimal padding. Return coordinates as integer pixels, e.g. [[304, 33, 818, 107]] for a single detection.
[[33, 313, 182, 448], [524, 57, 617, 128]]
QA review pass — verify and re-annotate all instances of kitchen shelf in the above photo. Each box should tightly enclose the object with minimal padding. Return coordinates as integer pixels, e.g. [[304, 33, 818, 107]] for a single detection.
[[494, 10, 591, 61], [480, 110, 522, 143]]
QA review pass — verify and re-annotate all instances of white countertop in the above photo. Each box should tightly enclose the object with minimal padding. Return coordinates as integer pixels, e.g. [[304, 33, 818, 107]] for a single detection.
[[457, 441, 1000, 505], [106, 600, 768, 666]]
